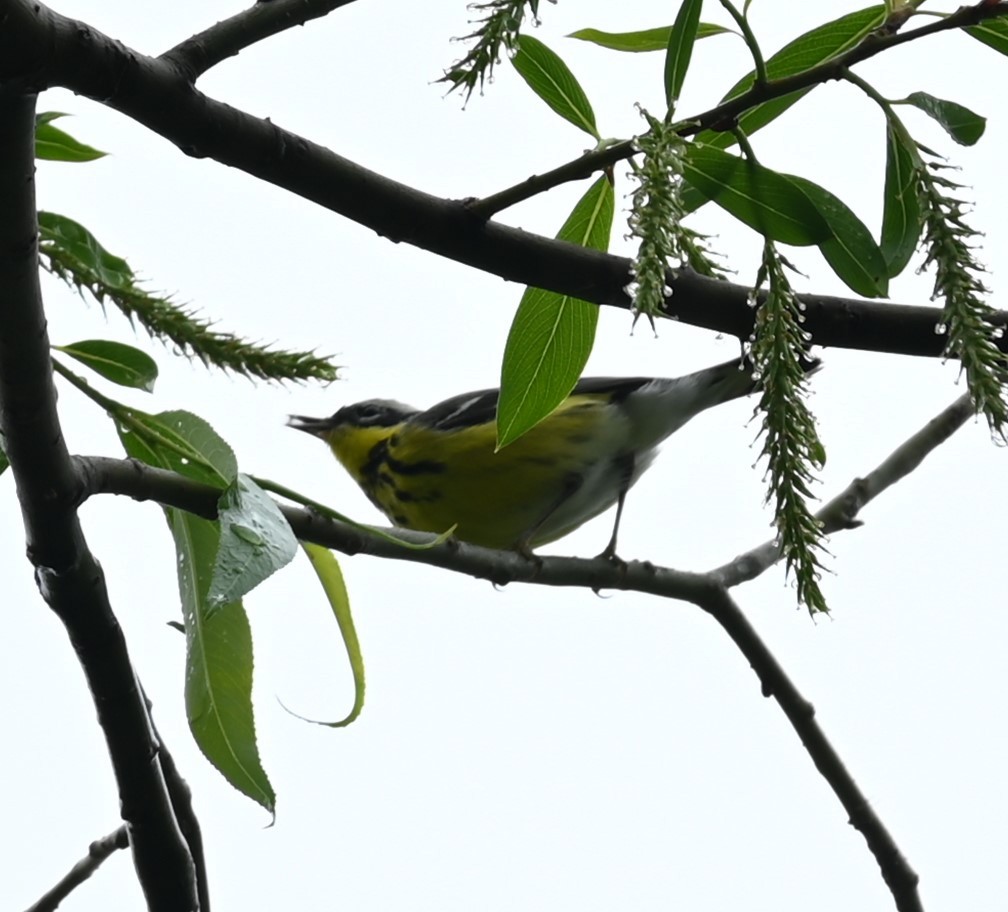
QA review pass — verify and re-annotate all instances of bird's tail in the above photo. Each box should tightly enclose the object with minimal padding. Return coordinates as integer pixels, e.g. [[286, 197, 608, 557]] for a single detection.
[[622, 354, 820, 447]]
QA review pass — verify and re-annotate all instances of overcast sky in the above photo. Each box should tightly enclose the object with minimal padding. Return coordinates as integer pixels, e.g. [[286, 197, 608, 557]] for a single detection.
[[3, 2, 1006, 911]]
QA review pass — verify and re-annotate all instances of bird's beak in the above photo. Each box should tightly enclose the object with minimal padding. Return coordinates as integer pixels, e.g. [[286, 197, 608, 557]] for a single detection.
[[286, 414, 334, 437]]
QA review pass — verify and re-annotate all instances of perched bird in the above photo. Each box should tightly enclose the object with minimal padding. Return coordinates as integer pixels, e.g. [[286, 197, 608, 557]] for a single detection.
[[289, 357, 790, 557]]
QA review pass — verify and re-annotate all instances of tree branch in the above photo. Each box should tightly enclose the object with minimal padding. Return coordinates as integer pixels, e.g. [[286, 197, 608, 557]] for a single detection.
[[467, 1, 1008, 216], [712, 393, 975, 587], [148, 695, 212, 912], [0, 0, 1004, 362], [0, 92, 198, 912], [161, 0, 360, 81], [24, 826, 129, 912], [76, 450, 930, 911], [699, 587, 922, 912]]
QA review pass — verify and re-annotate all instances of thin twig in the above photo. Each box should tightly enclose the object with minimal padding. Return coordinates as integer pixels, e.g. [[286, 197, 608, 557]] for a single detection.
[[161, 0, 360, 81], [467, 1, 1008, 217], [24, 827, 129, 912], [712, 394, 974, 587], [700, 587, 923, 912], [719, 0, 768, 85]]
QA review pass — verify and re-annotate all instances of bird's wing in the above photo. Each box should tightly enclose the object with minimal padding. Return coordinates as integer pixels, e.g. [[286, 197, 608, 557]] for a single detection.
[[413, 387, 500, 430], [415, 377, 656, 432]]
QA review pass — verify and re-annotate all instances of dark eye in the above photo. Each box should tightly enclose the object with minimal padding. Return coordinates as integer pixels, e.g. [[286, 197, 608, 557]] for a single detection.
[[356, 404, 381, 421]]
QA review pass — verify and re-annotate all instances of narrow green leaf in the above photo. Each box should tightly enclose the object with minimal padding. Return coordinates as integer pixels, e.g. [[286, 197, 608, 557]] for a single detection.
[[512, 35, 599, 139], [966, 18, 1008, 57], [899, 92, 986, 147], [497, 175, 614, 449], [682, 5, 885, 211], [786, 176, 889, 297], [568, 23, 729, 53], [172, 508, 275, 814], [680, 145, 830, 247], [0, 437, 7, 476], [664, 0, 704, 106], [116, 414, 274, 813], [38, 211, 134, 290], [35, 113, 106, 162], [207, 475, 299, 610], [880, 120, 923, 277], [54, 339, 159, 392], [299, 542, 366, 728]]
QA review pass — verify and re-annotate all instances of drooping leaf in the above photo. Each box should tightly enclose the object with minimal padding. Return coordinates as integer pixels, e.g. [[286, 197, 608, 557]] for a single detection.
[[207, 475, 298, 610], [497, 175, 614, 448], [680, 145, 830, 247], [170, 507, 275, 814], [900, 92, 986, 146], [512, 35, 599, 139], [54, 339, 159, 392], [298, 542, 366, 728], [786, 176, 889, 297], [664, 0, 704, 106], [117, 413, 273, 813], [880, 120, 923, 277], [568, 23, 730, 53], [35, 112, 106, 162]]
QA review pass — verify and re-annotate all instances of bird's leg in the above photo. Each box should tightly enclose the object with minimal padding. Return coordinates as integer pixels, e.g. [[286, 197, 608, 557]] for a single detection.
[[596, 453, 635, 563], [512, 472, 583, 559]]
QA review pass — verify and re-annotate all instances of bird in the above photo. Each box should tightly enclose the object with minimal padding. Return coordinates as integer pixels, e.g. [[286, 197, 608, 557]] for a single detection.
[[288, 356, 801, 557]]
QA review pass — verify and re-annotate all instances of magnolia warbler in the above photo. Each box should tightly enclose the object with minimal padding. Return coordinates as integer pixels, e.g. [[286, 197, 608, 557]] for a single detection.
[[289, 357, 795, 556]]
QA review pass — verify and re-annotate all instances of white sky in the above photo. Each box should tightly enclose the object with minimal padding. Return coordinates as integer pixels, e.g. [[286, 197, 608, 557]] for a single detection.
[[3, 2, 1006, 911]]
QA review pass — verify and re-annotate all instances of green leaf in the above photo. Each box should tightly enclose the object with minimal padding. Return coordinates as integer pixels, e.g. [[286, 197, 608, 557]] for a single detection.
[[53, 339, 159, 392], [38, 211, 135, 290], [512, 35, 599, 139], [497, 175, 614, 449], [207, 475, 298, 610], [664, 0, 704, 106], [786, 176, 889, 298], [800, 187, 889, 297], [966, 18, 1008, 57], [299, 543, 366, 728], [117, 414, 274, 813], [0, 437, 7, 476], [35, 113, 106, 163], [172, 508, 275, 814], [117, 409, 237, 487], [568, 23, 730, 53], [680, 145, 830, 247], [681, 5, 886, 211], [880, 120, 923, 277], [899, 92, 986, 147]]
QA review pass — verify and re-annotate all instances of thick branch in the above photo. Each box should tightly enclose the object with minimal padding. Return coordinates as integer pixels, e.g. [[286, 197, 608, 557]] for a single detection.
[[700, 588, 922, 912], [24, 827, 129, 912], [161, 0, 360, 81], [712, 393, 975, 586], [0, 93, 198, 912], [0, 0, 1005, 360]]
